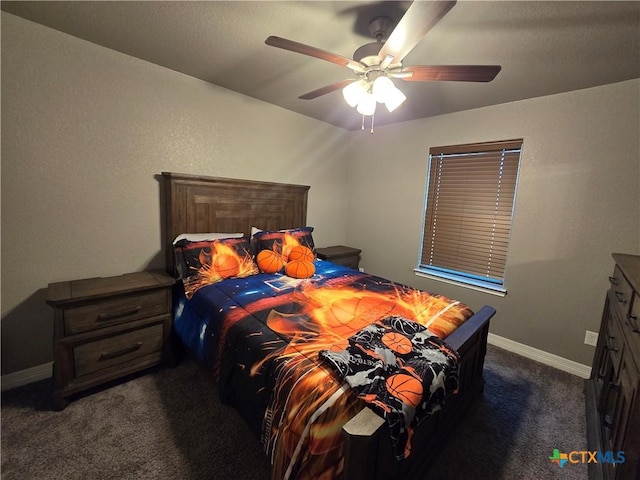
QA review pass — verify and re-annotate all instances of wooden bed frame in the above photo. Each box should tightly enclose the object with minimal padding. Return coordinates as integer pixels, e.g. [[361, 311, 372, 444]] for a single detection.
[[161, 171, 495, 480]]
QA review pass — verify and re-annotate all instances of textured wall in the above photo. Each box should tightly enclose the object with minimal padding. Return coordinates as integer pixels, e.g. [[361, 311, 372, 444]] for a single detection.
[[1, 13, 350, 374], [3, 11, 638, 376], [346, 79, 640, 367]]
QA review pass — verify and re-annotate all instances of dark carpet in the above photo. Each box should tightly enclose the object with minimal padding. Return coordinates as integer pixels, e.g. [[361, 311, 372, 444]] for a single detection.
[[1, 345, 588, 479]]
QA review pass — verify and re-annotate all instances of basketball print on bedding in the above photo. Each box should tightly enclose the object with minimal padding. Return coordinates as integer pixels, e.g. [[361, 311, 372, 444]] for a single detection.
[[386, 373, 424, 407], [382, 332, 413, 356]]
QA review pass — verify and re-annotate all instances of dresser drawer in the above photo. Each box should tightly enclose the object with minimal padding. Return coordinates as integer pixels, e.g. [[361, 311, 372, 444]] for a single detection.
[[609, 265, 634, 318], [73, 323, 164, 378], [586, 254, 640, 480], [623, 292, 640, 366], [606, 313, 625, 377], [64, 290, 168, 335]]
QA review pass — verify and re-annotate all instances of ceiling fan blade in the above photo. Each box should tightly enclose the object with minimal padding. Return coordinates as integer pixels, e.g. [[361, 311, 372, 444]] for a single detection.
[[402, 65, 502, 82], [298, 79, 356, 100], [378, 1, 457, 64], [265, 36, 365, 73]]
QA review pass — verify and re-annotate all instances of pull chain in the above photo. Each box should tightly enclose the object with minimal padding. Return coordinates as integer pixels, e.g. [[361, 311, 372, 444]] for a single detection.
[[360, 114, 375, 134]]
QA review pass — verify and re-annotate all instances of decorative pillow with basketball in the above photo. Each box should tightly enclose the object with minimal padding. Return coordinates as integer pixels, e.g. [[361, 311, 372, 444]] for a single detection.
[[253, 227, 315, 259], [285, 258, 316, 279], [256, 245, 316, 278], [254, 227, 316, 279], [287, 244, 315, 262], [256, 249, 285, 274], [174, 236, 259, 299]]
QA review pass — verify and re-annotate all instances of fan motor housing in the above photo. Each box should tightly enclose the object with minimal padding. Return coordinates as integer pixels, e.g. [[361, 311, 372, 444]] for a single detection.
[[353, 16, 397, 67], [353, 42, 383, 66]]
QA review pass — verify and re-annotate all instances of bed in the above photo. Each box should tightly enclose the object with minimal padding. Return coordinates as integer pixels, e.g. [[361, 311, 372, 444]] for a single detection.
[[161, 171, 495, 480]]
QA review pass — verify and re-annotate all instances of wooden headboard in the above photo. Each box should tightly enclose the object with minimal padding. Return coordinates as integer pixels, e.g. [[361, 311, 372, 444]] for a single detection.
[[161, 172, 310, 274]]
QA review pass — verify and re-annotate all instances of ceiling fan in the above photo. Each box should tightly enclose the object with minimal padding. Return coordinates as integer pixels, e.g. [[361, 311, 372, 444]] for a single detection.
[[265, 1, 501, 130]]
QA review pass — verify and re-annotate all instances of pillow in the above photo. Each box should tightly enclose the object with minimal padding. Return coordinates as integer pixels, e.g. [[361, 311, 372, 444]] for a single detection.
[[254, 227, 315, 260], [174, 236, 258, 299], [288, 245, 315, 263], [256, 249, 285, 274], [172, 232, 243, 245], [285, 259, 316, 279]]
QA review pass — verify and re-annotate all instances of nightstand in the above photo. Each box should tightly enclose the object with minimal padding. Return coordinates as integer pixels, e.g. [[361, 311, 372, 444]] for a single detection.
[[316, 245, 361, 270], [46, 270, 175, 410]]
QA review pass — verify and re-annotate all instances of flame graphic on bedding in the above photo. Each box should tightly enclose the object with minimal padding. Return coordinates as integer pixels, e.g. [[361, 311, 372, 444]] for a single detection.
[[254, 282, 466, 374], [220, 274, 471, 480], [275, 232, 304, 259], [183, 242, 257, 298]]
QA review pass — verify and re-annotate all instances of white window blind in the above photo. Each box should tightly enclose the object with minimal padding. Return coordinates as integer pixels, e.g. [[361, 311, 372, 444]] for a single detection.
[[417, 139, 522, 294]]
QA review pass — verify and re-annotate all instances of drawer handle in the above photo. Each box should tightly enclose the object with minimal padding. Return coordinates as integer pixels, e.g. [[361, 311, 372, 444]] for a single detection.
[[597, 352, 609, 379], [614, 290, 627, 304], [99, 342, 143, 361], [603, 414, 614, 429], [97, 306, 142, 322], [609, 276, 618, 286], [602, 382, 621, 429], [627, 313, 640, 333]]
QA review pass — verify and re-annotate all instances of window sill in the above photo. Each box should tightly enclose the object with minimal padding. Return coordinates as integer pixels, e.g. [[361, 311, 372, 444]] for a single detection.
[[413, 268, 507, 297]]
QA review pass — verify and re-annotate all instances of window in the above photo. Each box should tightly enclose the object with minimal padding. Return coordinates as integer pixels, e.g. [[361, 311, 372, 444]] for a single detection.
[[415, 139, 522, 296]]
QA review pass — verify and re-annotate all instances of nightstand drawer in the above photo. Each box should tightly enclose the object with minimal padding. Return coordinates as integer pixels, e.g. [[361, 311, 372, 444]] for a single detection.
[[47, 270, 175, 409], [73, 323, 164, 377], [330, 256, 360, 269], [64, 290, 168, 335]]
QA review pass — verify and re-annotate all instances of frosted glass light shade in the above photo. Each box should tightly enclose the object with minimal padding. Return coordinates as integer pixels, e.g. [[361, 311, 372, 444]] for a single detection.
[[372, 76, 395, 103], [356, 92, 377, 116], [342, 80, 368, 108], [384, 85, 407, 112]]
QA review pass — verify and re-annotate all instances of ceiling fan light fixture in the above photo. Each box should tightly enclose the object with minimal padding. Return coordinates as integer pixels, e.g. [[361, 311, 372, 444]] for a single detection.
[[371, 76, 406, 112], [372, 76, 395, 103], [384, 85, 407, 112], [342, 80, 368, 108], [266, 2, 502, 128], [356, 92, 377, 116]]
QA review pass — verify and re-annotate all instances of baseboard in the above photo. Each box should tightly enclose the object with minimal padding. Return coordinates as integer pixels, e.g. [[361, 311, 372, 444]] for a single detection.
[[488, 333, 592, 379], [1, 362, 53, 392]]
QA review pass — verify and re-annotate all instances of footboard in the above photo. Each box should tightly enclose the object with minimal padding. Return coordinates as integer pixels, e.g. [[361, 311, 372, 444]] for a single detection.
[[342, 305, 495, 480]]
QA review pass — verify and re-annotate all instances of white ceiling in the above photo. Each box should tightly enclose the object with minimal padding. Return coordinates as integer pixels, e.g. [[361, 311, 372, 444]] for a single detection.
[[3, 1, 639, 131]]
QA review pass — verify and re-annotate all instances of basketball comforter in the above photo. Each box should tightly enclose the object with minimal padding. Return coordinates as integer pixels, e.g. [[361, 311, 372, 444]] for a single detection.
[[173, 259, 474, 480]]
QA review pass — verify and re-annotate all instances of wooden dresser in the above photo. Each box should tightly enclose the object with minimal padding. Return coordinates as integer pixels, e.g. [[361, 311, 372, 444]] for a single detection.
[[316, 245, 361, 270], [585, 253, 640, 480], [46, 270, 175, 410]]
